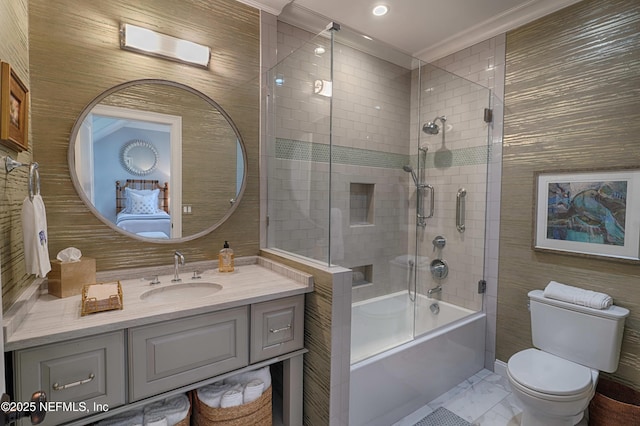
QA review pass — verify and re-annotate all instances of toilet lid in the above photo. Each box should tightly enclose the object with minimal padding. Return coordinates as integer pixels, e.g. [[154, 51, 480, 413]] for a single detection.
[[508, 348, 593, 396]]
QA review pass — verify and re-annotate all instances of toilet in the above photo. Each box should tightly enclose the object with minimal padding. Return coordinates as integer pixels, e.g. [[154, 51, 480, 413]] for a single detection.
[[507, 290, 629, 426]]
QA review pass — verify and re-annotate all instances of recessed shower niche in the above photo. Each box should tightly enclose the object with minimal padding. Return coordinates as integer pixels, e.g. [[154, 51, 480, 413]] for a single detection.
[[350, 183, 374, 226]]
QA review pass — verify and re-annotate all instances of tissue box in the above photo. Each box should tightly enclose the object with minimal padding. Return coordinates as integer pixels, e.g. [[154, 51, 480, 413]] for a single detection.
[[47, 257, 96, 298]]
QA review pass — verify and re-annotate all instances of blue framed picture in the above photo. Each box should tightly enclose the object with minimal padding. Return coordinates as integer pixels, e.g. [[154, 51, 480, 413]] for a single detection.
[[534, 169, 640, 262]]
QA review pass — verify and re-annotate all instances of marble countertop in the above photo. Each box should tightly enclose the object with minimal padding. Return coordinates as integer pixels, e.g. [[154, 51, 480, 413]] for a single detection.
[[3, 256, 313, 351]]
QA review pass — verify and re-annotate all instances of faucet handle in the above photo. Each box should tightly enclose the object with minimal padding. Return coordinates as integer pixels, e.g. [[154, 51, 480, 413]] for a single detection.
[[432, 235, 446, 251], [150, 275, 161, 285], [192, 270, 202, 280]]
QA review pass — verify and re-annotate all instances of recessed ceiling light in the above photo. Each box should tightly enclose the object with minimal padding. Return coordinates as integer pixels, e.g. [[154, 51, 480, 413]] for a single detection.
[[372, 5, 389, 16], [314, 46, 326, 55]]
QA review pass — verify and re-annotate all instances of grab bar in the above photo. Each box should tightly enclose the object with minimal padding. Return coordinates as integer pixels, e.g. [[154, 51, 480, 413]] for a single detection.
[[456, 187, 466, 233]]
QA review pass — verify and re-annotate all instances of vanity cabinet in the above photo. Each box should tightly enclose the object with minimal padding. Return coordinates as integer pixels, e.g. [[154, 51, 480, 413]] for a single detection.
[[13, 331, 126, 426], [11, 296, 306, 426], [128, 306, 249, 401]]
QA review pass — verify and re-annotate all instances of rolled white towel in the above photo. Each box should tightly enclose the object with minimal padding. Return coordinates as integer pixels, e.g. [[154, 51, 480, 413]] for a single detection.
[[95, 409, 143, 426], [224, 366, 272, 390], [220, 385, 243, 408], [144, 418, 168, 426], [143, 394, 190, 426], [543, 281, 613, 309], [243, 379, 265, 404], [196, 382, 231, 408]]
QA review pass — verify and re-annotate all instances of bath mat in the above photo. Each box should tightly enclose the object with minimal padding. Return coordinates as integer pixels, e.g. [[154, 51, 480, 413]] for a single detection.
[[413, 407, 472, 426]]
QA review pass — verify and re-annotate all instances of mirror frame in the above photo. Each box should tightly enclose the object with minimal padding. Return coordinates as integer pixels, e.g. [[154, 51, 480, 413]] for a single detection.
[[68, 79, 248, 243]]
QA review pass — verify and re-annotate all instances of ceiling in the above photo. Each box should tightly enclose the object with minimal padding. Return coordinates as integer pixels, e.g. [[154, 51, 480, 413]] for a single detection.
[[238, 0, 583, 62]]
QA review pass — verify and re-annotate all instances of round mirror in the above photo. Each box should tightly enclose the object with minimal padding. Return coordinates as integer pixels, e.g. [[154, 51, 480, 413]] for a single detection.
[[121, 139, 159, 175], [68, 79, 247, 243]]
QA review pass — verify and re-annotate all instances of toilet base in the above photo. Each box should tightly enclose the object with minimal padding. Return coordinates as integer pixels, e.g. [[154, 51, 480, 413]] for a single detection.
[[521, 408, 584, 426]]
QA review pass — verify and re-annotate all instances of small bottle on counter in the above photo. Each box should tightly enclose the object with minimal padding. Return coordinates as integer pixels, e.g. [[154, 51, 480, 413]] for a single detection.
[[218, 241, 235, 272]]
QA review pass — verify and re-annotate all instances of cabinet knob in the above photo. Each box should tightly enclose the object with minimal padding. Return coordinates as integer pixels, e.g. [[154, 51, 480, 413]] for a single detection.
[[0, 391, 47, 425]]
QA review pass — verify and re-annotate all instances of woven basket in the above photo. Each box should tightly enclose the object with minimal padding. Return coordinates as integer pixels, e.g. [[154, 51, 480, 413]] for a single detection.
[[173, 391, 192, 426], [192, 386, 272, 426], [589, 378, 640, 426]]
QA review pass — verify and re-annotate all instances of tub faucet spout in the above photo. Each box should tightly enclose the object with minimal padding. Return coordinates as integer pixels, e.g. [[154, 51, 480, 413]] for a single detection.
[[427, 286, 442, 296], [172, 251, 185, 282]]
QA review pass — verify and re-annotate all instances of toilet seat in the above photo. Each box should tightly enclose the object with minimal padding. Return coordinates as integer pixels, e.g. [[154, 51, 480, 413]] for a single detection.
[[508, 349, 594, 399]]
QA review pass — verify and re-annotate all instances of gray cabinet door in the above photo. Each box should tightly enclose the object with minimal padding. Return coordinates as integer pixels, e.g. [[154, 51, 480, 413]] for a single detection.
[[14, 331, 126, 426], [250, 295, 304, 363], [129, 306, 249, 401]]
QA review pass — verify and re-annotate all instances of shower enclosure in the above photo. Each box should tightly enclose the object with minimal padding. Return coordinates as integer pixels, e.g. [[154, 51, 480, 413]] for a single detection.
[[265, 20, 491, 425]]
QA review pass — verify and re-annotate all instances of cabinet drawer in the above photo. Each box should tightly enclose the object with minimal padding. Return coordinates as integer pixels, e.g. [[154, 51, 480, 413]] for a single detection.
[[250, 295, 304, 363], [14, 331, 125, 426], [128, 307, 249, 401]]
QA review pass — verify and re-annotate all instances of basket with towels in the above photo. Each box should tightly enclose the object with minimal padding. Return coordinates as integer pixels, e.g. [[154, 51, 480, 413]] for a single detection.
[[94, 393, 191, 426], [192, 366, 272, 426]]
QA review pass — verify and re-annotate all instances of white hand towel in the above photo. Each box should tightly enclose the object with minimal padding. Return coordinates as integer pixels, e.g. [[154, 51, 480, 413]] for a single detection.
[[95, 409, 143, 426], [243, 379, 265, 403], [143, 394, 190, 426], [22, 194, 51, 277], [544, 281, 613, 309], [224, 366, 272, 390], [196, 383, 231, 408], [220, 385, 243, 408]]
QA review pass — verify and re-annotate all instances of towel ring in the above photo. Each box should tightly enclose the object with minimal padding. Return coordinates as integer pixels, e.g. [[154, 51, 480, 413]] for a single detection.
[[2, 155, 40, 201], [28, 162, 41, 201]]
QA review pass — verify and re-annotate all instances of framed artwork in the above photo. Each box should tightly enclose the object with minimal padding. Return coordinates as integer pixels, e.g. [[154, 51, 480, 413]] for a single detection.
[[0, 61, 29, 152], [534, 169, 640, 262]]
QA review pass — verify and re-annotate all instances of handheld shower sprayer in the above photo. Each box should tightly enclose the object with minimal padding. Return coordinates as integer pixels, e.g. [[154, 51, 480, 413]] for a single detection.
[[422, 116, 447, 135], [403, 165, 418, 186]]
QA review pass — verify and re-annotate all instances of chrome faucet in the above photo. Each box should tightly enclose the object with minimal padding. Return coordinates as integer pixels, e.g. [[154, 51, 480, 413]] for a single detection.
[[427, 286, 442, 297], [172, 251, 185, 282]]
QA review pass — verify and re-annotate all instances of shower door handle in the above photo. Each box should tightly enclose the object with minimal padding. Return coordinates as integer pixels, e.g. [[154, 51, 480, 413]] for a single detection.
[[456, 188, 466, 233], [418, 184, 434, 220], [425, 184, 434, 218]]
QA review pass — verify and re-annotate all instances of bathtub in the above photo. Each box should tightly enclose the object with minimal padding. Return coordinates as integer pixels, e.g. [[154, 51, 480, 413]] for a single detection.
[[349, 292, 486, 426]]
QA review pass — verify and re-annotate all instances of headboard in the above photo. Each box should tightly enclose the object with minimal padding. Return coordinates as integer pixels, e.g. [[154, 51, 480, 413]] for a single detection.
[[116, 179, 169, 214]]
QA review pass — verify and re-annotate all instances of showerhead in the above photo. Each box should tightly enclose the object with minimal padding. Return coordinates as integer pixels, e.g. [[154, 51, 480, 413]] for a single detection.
[[422, 116, 447, 135], [403, 165, 418, 185]]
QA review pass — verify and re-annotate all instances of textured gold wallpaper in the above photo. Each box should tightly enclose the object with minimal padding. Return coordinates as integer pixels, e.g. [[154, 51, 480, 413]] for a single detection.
[[0, 0, 33, 310], [499, 0, 640, 389], [11, 0, 261, 309]]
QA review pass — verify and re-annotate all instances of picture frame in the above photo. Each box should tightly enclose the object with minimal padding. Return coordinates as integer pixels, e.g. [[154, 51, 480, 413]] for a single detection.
[[0, 61, 29, 152], [534, 168, 640, 262]]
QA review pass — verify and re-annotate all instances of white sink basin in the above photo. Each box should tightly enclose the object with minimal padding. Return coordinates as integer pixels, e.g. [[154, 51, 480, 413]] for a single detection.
[[139, 282, 223, 303]]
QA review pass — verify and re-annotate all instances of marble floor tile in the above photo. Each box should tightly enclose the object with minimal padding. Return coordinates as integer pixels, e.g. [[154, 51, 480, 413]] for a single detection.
[[397, 369, 520, 426], [396, 368, 594, 425], [440, 379, 510, 423]]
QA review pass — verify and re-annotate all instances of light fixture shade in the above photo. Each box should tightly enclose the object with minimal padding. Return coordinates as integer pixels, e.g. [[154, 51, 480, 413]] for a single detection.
[[120, 23, 210, 68]]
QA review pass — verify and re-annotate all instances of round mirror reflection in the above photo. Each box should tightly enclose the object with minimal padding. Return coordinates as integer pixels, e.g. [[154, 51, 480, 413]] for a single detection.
[[121, 139, 159, 176], [68, 80, 247, 242]]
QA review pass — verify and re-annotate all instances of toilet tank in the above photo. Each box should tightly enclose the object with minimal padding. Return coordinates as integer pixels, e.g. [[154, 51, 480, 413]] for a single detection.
[[528, 290, 629, 373]]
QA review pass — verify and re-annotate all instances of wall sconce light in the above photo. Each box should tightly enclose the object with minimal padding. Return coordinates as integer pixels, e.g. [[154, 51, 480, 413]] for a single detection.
[[314, 79, 333, 97], [120, 23, 211, 69]]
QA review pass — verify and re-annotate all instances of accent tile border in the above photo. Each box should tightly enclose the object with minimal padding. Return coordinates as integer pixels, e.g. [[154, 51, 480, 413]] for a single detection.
[[275, 138, 490, 169]]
